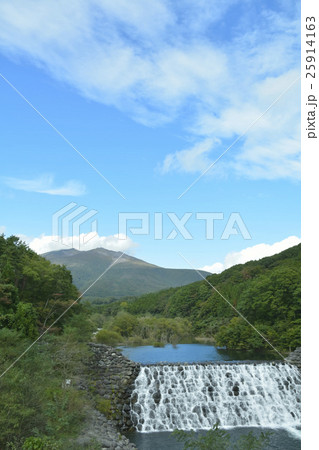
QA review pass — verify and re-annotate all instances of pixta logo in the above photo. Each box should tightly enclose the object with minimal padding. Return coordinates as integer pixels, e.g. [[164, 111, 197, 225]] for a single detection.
[[118, 212, 251, 240], [52, 202, 98, 249]]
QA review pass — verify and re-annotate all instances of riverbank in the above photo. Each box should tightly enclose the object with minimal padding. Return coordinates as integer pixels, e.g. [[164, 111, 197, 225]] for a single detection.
[[77, 343, 140, 449], [74, 408, 136, 450]]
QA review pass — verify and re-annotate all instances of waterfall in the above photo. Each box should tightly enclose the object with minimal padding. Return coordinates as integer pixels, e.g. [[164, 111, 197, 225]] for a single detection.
[[130, 363, 300, 432]]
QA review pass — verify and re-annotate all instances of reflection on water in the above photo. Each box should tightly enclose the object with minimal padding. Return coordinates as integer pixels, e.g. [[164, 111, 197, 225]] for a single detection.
[[126, 427, 301, 450]]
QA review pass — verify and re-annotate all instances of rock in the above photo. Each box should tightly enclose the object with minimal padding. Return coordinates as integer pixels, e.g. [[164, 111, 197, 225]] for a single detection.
[[232, 385, 240, 396], [75, 343, 139, 448], [153, 391, 161, 404]]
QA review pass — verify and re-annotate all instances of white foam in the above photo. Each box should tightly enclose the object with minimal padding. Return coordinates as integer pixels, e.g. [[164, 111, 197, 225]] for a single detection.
[[130, 363, 301, 433]]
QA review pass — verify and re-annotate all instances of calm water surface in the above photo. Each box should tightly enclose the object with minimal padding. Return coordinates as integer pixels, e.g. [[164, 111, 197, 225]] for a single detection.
[[118, 343, 279, 364], [126, 427, 301, 450]]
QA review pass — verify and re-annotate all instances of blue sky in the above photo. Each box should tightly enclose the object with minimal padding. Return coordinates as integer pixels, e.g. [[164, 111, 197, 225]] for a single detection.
[[0, 0, 300, 270]]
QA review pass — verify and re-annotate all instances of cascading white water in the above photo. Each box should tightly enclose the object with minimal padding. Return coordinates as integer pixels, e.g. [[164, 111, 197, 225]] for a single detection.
[[130, 363, 300, 432]]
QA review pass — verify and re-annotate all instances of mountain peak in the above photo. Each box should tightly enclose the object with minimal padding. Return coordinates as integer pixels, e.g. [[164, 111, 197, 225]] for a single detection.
[[43, 248, 209, 299]]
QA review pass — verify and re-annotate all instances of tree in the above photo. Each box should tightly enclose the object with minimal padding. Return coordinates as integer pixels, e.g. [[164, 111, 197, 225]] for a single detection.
[[0, 235, 79, 337], [96, 329, 122, 345], [112, 311, 138, 337], [14, 302, 38, 339]]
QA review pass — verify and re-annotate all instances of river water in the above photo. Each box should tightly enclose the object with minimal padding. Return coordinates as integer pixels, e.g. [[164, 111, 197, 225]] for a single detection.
[[118, 343, 280, 364]]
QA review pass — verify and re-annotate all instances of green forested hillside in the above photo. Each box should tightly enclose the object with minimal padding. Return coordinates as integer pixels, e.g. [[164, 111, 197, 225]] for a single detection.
[[103, 244, 301, 352], [0, 235, 79, 336], [0, 235, 97, 448]]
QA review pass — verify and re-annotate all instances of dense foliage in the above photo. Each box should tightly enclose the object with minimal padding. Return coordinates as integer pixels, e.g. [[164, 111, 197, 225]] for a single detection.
[[0, 235, 79, 336], [0, 235, 97, 448], [0, 328, 93, 449], [95, 310, 192, 346], [103, 245, 301, 352]]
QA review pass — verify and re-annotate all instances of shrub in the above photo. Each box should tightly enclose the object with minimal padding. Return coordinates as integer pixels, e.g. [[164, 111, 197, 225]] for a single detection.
[[153, 341, 165, 347], [22, 436, 61, 450], [126, 336, 144, 346], [112, 312, 138, 337], [95, 329, 122, 345], [96, 399, 112, 418]]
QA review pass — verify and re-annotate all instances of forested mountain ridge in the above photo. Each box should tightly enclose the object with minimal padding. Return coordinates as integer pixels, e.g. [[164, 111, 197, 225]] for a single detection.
[[104, 244, 301, 351], [43, 247, 210, 300]]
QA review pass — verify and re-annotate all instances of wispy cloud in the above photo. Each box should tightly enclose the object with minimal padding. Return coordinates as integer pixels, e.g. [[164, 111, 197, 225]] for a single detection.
[[161, 138, 218, 174], [162, 69, 300, 181], [0, 0, 300, 180], [200, 236, 301, 274], [3, 175, 86, 196]]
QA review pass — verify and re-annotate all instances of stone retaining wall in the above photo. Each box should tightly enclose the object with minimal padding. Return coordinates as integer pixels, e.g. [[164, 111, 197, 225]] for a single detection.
[[77, 343, 140, 449], [85, 343, 140, 430]]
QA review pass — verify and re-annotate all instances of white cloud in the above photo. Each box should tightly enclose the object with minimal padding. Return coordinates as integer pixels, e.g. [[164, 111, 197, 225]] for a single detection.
[[3, 175, 86, 196], [24, 232, 137, 254], [0, 225, 6, 234], [161, 138, 217, 174], [163, 69, 300, 180], [200, 236, 300, 273], [202, 262, 224, 274], [0, 0, 300, 179]]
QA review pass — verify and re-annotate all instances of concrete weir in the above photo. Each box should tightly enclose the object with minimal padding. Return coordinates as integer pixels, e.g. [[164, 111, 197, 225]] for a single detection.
[[131, 362, 301, 432]]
